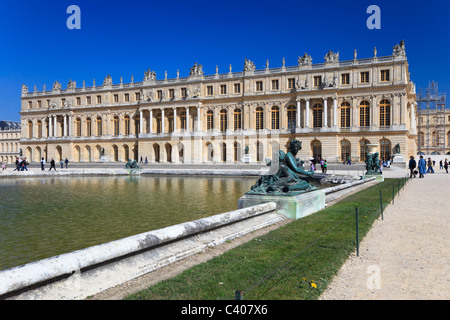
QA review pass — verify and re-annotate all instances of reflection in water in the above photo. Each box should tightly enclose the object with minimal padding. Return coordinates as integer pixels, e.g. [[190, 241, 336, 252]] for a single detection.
[[0, 175, 256, 271]]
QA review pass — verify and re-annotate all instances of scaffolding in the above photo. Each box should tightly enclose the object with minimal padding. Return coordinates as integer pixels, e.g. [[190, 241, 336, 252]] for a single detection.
[[417, 81, 447, 155]]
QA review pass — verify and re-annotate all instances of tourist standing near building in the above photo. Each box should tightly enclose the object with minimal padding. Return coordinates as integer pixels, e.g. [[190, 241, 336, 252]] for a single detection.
[[1, 159, 6, 171], [444, 159, 449, 173], [408, 156, 417, 178], [40, 157, 45, 171], [49, 158, 56, 171], [418, 156, 426, 178], [426, 157, 434, 174]]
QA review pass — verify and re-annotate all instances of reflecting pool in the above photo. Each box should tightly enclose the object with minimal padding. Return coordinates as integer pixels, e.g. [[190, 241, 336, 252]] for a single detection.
[[0, 175, 256, 271]]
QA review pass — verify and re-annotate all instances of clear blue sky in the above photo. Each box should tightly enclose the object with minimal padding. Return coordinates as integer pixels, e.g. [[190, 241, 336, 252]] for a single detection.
[[0, 0, 449, 121]]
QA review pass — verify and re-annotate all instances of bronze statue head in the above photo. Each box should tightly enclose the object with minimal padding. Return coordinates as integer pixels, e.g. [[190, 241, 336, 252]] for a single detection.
[[289, 139, 302, 156]]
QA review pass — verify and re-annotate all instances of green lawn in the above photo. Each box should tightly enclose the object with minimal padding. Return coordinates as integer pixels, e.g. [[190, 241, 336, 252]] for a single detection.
[[125, 178, 406, 300]]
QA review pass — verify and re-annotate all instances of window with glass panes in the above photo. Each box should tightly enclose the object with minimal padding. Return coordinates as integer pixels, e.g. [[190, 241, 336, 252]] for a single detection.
[[340, 101, 351, 128], [287, 105, 296, 130], [234, 108, 242, 130], [207, 110, 214, 130], [313, 104, 323, 128], [379, 99, 391, 126], [255, 107, 264, 130], [340, 140, 351, 162], [271, 106, 280, 129], [220, 109, 227, 132], [360, 139, 369, 161], [359, 101, 370, 127]]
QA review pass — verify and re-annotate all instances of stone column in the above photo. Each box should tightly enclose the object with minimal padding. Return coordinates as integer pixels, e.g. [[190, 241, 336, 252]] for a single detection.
[[161, 108, 165, 133], [54, 116, 57, 137], [139, 110, 143, 134], [333, 96, 337, 128], [186, 107, 190, 132], [49, 116, 53, 137], [296, 98, 301, 128], [68, 114, 72, 136], [323, 98, 328, 128], [149, 109, 153, 134], [173, 107, 177, 133], [63, 115, 67, 137], [411, 102, 417, 132], [196, 106, 201, 131], [305, 99, 310, 128]]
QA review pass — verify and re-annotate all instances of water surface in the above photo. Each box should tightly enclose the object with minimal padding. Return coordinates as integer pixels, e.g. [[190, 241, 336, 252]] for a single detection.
[[0, 175, 256, 271]]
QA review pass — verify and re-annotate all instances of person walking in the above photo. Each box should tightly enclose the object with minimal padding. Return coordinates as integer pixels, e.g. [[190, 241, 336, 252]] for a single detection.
[[439, 159, 443, 170], [418, 155, 426, 178], [444, 158, 449, 174], [40, 157, 46, 171], [347, 156, 351, 165], [65, 158, 69, 169], [49, 158, 57, 171], [408, 156, 417, 178], [1, 160, 6, 171], [426, 157, 435, 174]]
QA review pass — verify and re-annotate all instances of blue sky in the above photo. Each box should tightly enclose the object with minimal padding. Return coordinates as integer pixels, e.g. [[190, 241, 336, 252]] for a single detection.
[[0, 0, 449, 121]]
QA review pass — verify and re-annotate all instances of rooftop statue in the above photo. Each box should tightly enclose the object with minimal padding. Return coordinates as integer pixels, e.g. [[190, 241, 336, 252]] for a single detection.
[[247, 139, 316, 195]]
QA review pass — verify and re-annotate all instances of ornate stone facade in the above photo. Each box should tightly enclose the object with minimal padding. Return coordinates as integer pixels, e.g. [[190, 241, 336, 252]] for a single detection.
[[0, 121, 21, 164], [19, 41, 417, 165]]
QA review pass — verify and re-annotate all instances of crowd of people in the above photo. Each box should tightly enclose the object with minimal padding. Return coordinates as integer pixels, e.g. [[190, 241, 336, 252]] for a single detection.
[[0, 157, 70, 172], [408, 155, 449, 178]]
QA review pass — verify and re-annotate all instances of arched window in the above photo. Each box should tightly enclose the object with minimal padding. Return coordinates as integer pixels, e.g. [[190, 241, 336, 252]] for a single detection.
[[124, 115, 130, 135], [86, 118, 92, 136], [340, 101, 351, 128], [220, 109, 227, 132], [313, 104, 323, 128], [96, 117, 102, 136], [359, 101, 370, 127], [287, 105, 296, 130], [255, 107, 264, 130], [168, 112, 174, 133], [207, 110, 214, 131], [180, 111, 187, 131], [379, 99, 391, 127], [234, 141, 241, 162], [234, 108, 242, 131], [380, 139, 391, 160], [155, 113, 161, 134], [360, 139, 370, 162], [36, 121, 42, 138], [76, 118, 81, 137], [221, 143, 227, 162], [431, 131, 438, 146], [271, 106, 280, 129], [340, 140, 351, 162], [312, 140, 322, 159], [134, 116, 140, 134], [418, 132, 424, 146], [28, 121, 33, 138], [113, 116, 119, 136]]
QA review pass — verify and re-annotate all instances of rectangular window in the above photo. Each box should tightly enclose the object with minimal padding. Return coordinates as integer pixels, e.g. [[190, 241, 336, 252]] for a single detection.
[[86, 96, 91, 105], [157, 90, 162, 100], [220, 84, 227, 95], [341, 73, 350, 85], [380, 69, 390, 82], [360, 72, 369, 83], [181, 88, 187, 98], [61, 98, 65, 106], [135, 92, 140, 101], [124, 93, 129, 102], [76, 97, 81, 106], [37, 100, 42, 108], [256, 81, 263, 92], [96, 95, 102, 104], [28, 101, 32, 109], [47, 100, 51, 107], [207, 86, 213, 96], [114, 94, 119, 103], [271, 79, 279, 90], [234, 83, 241, 93], [169, 89, 175, 99], [313, 76, 322, 87], [288, 78, 295, 89]]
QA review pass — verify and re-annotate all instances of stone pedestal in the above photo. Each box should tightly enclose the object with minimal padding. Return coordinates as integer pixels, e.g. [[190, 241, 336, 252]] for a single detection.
[[363, 174, 384, 182], [392, 153, 405, 163], [241, 154, 251, 163], [99, 155, 108, 162], [238, 190, 326, 220]]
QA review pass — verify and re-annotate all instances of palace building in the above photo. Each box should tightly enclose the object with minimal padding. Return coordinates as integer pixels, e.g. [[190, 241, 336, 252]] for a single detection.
[[0, 121, 21, 164], [19, 41, 417, 165]]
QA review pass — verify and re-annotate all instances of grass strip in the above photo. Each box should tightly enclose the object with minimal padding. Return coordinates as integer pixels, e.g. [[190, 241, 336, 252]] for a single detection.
[[125, 178, 406, 300]]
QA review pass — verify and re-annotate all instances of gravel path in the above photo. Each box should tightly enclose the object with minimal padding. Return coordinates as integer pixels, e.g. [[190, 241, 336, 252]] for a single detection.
[[320, 171, 450, 300]]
